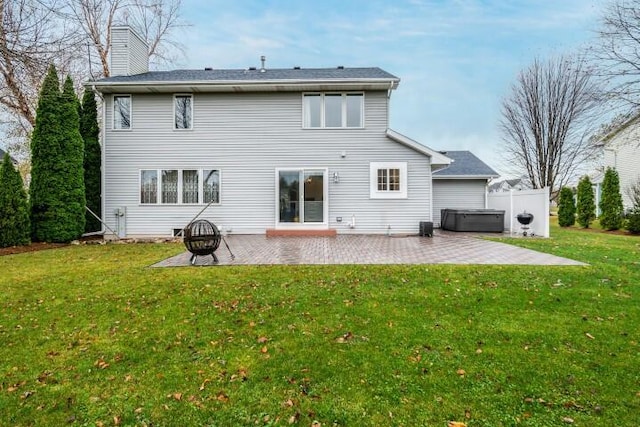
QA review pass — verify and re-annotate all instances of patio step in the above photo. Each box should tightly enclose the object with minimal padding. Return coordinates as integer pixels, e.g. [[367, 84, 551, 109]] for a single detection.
[[266, 229, 337, 237]]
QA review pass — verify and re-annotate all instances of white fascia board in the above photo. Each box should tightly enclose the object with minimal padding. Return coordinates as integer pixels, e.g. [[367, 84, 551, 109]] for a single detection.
[[385, 129, 452, 166], [432, 175, 499, 180], [86, 78, 400, 93]]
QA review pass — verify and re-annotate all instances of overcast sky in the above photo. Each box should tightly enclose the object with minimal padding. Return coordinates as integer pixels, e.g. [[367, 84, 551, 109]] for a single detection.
[[176, 0, 606, 176]]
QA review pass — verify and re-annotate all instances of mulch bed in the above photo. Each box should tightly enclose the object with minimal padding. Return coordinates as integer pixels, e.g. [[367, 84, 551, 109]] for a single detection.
[[0, 242, 68, 256], [0, 235, 105, 257]]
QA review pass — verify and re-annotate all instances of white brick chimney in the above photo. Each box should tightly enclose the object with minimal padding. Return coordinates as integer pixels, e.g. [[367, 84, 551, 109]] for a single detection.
[[110, 26, 149, 76]]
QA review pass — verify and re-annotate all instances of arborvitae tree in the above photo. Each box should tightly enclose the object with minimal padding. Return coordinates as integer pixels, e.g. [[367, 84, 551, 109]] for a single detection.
[[30, 65, 63, 242], [0, 153, 31, 247], [59, 76, 86, 238], [598, 167, 624, 230], [80, 89, 101, 233], [627, 207, 640, 234], [558, 186, 576, 227], [30, 66, 85, 242], [576, 175, 596, 228]]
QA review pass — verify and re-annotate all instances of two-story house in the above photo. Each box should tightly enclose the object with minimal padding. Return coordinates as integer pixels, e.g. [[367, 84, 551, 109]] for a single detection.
[[88, 27, 498, 238], [594, 113, 640, 211]]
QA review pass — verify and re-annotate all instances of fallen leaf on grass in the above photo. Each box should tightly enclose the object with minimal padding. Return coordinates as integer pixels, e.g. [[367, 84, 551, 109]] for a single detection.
[[20, 390, 34, 399], [288, 412, 300, 424], [335, 332, 354, 343], [257, 336, 268, 343], [448, 422, 467, 427], [113, 415, 121, 425], [456, 369, 466, 377], [199, 379, 211, 391], [216, 391, 229, 403], [168, 392, 182, 401], [586, 332, 595, 340], [562, 417, 574, 424], [260, 346, 269, 354], [94, 359, 109, 369]]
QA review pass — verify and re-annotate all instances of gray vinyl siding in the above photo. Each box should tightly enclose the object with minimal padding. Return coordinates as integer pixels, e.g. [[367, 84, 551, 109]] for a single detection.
[[604, 136, 640, 210], [432, 179, 487, 227], [110, 28, 148, 77], [103, 90, 433, 236]]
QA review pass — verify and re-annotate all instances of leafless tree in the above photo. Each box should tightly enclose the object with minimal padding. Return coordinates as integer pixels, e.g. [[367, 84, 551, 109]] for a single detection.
[[596, 0, 640, 108], [69, 0, 186, 78], [499, 55, 602, 192], [0, 0, 186, 160]]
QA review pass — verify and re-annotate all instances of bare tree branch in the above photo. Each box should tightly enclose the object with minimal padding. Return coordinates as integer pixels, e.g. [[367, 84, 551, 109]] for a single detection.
[[0, 0, 187, 161], [595, 0, 640, 108], [500, 55, 602, 192]]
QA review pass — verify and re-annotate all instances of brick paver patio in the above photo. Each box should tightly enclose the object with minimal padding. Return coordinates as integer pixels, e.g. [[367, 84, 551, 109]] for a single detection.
[[151, 231, 586, 267]]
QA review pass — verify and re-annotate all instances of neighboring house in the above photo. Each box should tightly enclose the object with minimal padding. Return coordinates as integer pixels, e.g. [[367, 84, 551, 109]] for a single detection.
[[488, 176, 530, 193], [594, 113, 640, 210], [89, 27, 500, 238], [431, 151, 499, 227]]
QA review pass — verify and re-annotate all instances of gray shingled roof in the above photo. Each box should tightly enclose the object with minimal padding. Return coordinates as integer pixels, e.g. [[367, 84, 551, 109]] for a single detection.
[[433, 150, 499, 178], [95, 67, 399, 83]]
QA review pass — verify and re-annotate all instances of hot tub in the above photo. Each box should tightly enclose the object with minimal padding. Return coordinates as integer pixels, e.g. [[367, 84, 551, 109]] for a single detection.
[[440, 209, 505, 233]]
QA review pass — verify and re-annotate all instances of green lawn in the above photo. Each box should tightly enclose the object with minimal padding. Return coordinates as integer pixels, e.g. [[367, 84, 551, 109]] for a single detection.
[[1, 227, 638, 426]]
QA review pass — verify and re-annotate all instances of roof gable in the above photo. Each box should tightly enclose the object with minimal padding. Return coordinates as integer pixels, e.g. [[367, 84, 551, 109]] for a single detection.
[[385, 129, 452, 167]]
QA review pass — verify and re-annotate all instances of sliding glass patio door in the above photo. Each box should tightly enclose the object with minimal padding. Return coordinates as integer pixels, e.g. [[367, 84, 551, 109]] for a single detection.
[[277, 169, 327, 227]]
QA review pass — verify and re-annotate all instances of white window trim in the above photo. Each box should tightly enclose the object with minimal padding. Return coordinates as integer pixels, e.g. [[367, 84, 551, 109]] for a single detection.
[[370, 162, 408, 199], [113, 94, 132, 131], [173, 94, 193, 130], [139, 168, 221, 205], [302, 92, 364, 129]]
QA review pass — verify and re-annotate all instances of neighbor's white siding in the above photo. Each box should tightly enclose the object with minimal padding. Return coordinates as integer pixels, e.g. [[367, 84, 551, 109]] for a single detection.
[[432, 179, 487, 227], [103, 90, 433, 236], [604, 128, 640, 209], [110, 27, 148, 77]]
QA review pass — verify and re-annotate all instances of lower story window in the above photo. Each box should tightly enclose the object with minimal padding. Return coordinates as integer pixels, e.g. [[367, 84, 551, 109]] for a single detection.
[[140, 169, 221, 204], [370, 162, 407, 199]]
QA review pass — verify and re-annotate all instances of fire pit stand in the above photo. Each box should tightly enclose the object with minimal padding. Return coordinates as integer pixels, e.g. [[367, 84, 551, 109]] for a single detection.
[[183, 219, 222, 265]]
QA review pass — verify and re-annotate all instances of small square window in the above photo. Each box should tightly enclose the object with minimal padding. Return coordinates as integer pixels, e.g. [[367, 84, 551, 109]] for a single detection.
[[370, 162, 407, 199]]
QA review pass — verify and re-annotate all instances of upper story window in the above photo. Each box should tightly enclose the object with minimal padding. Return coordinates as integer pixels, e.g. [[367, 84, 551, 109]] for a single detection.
[[113, 95, 131, 129], [174, 94, 193, 129], [370, 162, 408, 199], [303, 93, 363, 128]]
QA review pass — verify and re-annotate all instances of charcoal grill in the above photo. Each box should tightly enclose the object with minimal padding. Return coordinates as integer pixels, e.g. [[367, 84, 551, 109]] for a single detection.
[[516, 212, 534, 236], [183, 219, 221, 264]]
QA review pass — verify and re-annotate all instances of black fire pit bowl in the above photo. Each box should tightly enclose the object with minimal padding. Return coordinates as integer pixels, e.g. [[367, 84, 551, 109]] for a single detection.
[[183, 219, 222, 265]]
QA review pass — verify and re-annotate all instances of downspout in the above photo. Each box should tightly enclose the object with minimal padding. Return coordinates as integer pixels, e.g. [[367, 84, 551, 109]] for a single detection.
[[386, 81, 394, 126], [484, 180, 489, 209]]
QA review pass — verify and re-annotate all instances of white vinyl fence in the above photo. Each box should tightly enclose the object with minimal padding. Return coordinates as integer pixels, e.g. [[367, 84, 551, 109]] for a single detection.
[[487, 187, 550, 237]]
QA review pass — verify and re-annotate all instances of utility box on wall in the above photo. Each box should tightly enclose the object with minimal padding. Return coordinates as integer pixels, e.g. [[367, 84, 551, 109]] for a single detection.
[[114, 207, 126, 238]]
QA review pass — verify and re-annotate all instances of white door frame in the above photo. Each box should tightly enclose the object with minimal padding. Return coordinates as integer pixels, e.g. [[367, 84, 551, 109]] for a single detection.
[[274, 167, 329, 229]]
